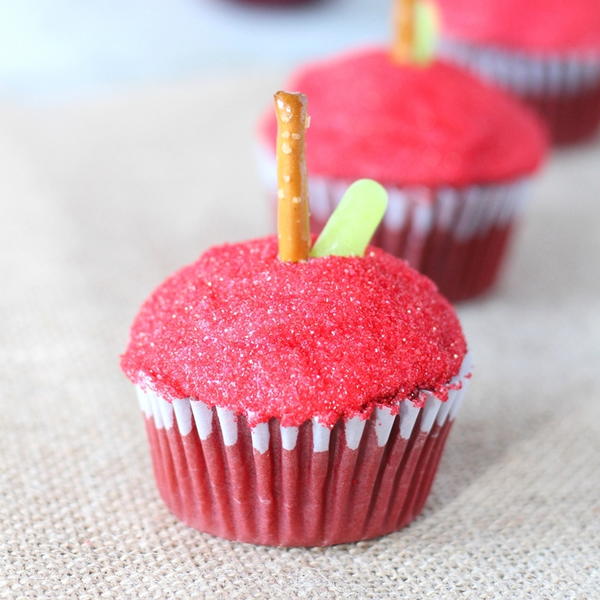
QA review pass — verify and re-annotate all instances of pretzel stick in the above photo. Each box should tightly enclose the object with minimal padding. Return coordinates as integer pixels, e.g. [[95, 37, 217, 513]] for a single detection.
[[392, 0, 417, 63], [274, 91, 311, 262]]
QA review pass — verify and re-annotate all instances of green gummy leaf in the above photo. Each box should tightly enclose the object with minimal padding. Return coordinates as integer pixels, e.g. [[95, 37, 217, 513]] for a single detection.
[[413, 0, 440, 65], [310, 179, 388, 258]]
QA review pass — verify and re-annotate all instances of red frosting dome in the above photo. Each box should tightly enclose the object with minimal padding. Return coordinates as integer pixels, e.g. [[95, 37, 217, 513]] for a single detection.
[[438, 0, 600, 53], [260, 49, 547, 187], [121, 237, 467, 427]]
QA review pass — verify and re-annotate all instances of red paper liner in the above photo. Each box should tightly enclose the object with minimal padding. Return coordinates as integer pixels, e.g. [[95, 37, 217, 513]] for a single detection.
[[256, 147, 528, 303], [439, 39, 600, 145], [305, 181, 524, 303], [143, 409, 456, 547], [317, 211, 516, 304], [520, 83, 600, 145]]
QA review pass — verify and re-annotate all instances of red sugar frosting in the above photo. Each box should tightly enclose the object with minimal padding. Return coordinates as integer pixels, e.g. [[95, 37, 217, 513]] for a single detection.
[[438, 0, 600, 53], [121, 237, 467, 427], [260, 49, 546, 187]]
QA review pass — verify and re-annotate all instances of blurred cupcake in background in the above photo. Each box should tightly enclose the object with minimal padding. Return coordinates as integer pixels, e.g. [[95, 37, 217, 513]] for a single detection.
[[229, 0, 320, 6], [258, 1, 548, 302], [437, 0, 600, 145]]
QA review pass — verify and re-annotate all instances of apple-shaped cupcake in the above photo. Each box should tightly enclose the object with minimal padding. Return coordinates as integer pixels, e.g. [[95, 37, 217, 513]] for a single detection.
[[437, 0, 600, 144], [258, 1, 547, 302], [122, 92, 471, 546]]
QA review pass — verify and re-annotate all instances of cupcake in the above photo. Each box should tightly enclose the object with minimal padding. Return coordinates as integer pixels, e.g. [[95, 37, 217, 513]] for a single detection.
[[258, 47, 547, 301], [121, 92, 472, 546], [229, 0, 318, 5], [437, 0, 600, 144]]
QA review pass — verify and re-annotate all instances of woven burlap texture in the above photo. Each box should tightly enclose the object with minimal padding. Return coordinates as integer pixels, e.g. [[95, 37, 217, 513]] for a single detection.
[[1, 76, 599, 600]]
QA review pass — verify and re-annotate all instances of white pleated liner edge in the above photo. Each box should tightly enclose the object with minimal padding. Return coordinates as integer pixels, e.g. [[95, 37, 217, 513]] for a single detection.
[[439, 38, 600, 95], [255, 144, 530, 244], [136, 352, 472, 455]]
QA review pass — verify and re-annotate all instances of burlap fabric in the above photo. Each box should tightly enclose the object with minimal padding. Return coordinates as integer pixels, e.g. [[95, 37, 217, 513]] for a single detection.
[[1, 75, 599, 599]]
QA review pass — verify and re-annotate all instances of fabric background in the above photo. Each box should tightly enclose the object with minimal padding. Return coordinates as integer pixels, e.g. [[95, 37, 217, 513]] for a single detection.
[[1, 75, 599, 599]]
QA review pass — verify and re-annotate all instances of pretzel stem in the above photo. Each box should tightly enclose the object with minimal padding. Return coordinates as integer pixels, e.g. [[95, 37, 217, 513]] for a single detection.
[[274, 91, 311, 262], [392, 0, 417, 63]]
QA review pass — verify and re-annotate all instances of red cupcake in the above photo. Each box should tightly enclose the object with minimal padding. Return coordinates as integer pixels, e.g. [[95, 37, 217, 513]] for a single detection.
[[228, 0, 318, 5], [437, 0, 600, 144], [258, 46, 547, 301], [122, 92, 472, 546]]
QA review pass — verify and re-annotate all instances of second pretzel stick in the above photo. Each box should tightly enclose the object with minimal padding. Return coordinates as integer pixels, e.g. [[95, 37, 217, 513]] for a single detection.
[[274, 91, 311, 262], [392, 0, 417, 63]]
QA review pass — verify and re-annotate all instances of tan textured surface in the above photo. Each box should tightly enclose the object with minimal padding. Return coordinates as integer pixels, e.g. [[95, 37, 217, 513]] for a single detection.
[[1, 75, 599, 599]]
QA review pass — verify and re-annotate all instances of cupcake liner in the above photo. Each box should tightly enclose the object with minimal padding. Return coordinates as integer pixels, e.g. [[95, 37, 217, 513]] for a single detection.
[[136, 354, 472, 547], [257, 146, 528, 302], [439, 39, 600, 143]]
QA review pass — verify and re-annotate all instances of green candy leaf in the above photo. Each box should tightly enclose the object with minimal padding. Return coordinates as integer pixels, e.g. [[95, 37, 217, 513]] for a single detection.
[[310, 179, 388, 258], [413, 0, 440, 65]]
